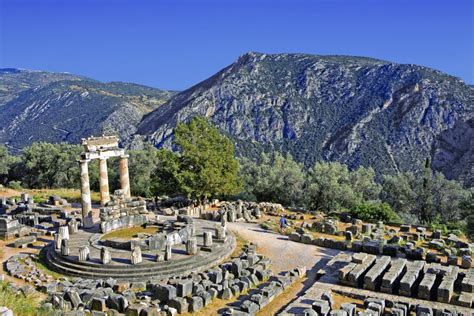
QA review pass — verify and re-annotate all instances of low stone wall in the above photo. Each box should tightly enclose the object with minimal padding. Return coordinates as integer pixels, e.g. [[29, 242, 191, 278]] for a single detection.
[[99, 191, 148, 233], [100, 214, 148, 234], [287, 230, 473, 269]]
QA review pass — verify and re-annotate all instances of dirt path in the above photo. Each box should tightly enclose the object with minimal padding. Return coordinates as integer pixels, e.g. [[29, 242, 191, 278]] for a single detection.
[[228, 222, 341, 274]]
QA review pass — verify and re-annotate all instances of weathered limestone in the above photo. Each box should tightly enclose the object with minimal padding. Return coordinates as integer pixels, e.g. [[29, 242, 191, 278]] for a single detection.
[[347, 254, 376, 287], [59, 225, 70, 241], [61, 239, 70, 256], [399, 260, 425, 296], [78, 246, 90, 262], [54, 233, 62, 250], [67, 219, 78, 235], [79, 159, 92, 220], [119, 155, 131, 199], [362, 224, 372, 235], [418, 269, 437, 300], [215, 226, 226, 240], [437, 266, 459, 303], [203, 231, 213, 247], [101, 247, 111, 264], [186, 237, 198, 255], [131, 246, 142, 265], [99, 158, 110, 206], [165, 243, 172, 261], [363, 255, 391, 290], [380, 258, 406, 293]]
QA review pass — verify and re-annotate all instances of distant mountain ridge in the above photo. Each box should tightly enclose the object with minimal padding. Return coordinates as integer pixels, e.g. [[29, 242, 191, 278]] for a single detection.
[[0, 69, 175, 151], [1, 52, 473, 186], [136, 52, 474, 185]]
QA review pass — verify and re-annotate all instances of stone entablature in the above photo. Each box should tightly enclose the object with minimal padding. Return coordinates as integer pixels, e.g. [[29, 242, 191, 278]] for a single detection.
[[0, 215, 24, 240]]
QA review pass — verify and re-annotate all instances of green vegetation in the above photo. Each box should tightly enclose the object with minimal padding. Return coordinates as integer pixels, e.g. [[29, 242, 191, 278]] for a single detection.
[[350, 202, 401, 224], [0, 118, 472, 237], [153, 117, 241, 203], [0, 281, 52, 316]]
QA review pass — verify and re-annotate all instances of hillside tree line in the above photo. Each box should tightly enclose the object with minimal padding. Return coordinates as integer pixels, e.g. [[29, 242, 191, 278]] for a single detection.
[[0, 117, 472, 236]]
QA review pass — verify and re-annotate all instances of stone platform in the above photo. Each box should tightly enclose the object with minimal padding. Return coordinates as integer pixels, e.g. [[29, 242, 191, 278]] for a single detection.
[[45, 218, 235, 281]]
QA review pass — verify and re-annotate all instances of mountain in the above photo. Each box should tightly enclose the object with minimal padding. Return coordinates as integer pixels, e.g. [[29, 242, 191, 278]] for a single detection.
[[137, 52, 474, 185], [0, 69, 175, 151]]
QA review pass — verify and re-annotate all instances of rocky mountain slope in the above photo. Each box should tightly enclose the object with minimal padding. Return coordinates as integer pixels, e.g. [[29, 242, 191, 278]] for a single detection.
[[0, 69, 175, 151], [137, 52, 474, 185]]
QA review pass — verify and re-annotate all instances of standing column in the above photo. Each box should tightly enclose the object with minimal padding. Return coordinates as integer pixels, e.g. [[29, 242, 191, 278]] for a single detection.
[[79, 159, 92, 219], [99, 158, 110, 206], [119, 155, 131, 198]]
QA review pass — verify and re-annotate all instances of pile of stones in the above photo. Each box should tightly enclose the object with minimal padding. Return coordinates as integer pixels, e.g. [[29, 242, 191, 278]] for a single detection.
[[286, 220, 473, 269], [299, 292, 467, 316], [338, 253, 473, 308], [201, 201, 262, 223], [222, 267, 306, 315], [99, 190, 148, 233], [5, 244, 278, 315]]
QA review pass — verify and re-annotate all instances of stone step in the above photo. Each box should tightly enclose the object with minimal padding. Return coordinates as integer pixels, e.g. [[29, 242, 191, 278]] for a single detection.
[[45, 237, 236, 281], [48, 241, 233, 272]]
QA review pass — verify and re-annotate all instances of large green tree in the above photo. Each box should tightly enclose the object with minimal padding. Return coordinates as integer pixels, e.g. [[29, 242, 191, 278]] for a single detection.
[[154, 116, 240, 202], [128, 145, 160, 197]]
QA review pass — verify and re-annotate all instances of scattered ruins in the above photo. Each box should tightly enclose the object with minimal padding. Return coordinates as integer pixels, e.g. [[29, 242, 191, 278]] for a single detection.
[[0, 135, 472, 315]]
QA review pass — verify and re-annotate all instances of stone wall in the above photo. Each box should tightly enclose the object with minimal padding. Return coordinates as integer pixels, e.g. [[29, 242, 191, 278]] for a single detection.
[[99, 190, 148, 233]]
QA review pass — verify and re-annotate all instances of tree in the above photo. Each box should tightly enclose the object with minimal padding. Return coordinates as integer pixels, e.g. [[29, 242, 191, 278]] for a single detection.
[[19, 142, 82, 188], [128, 145, 159, 197], [381, 162, 469, 224], [0, 146, 18, 185], [172, 116, 240, 202], [350, 166, 381, 202], [304, 161, 358, 212], [239, 153, 305, 206], [151, 149, 181, 197]]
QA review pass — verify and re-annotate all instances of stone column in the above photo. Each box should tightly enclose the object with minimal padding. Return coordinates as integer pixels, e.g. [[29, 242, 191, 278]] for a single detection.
[[79, 159, 92, 220], [99, 158, 110, 206], [119, 155, 131, 199]]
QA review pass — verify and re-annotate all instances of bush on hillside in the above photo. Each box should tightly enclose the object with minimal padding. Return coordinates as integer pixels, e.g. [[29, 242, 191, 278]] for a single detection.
[[350, 202, 401, 224]]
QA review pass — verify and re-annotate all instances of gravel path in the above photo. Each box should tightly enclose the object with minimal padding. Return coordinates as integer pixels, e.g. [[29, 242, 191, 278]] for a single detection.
[[227, 222, 342, 274]]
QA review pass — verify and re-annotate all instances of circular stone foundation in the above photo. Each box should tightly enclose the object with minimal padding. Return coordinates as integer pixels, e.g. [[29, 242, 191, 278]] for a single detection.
[[45, 217, 236, 281]]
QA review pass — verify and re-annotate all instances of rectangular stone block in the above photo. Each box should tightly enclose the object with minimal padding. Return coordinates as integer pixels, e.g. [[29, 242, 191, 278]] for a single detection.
[[418, 272, 436, 300], [437, 266, 459, 303], [399, 261, 425, 297], [363, 256, 391, 291], [380, 258, 406, 294], [347, 254, 376, 287]]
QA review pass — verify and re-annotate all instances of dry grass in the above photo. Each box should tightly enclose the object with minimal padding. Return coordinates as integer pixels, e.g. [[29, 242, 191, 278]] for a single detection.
[[231, 232, 251, 258], [0, 281, 52, 315], [101, 226, 158, 240], [331, 291, 364, 310], [257, 277, 306, 315]]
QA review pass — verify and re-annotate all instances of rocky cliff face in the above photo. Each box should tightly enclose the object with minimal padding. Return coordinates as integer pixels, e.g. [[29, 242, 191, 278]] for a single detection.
[[137, 52, 474, 185], [0, 69, 174, 151]]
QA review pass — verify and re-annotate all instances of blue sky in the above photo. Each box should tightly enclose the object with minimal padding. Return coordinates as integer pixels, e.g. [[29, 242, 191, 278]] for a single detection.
[[1, 0, 472, 90]]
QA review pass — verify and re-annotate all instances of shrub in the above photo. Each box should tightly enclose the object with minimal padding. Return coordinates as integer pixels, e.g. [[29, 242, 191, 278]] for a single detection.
[[8, 180, 22, 190], [351, 202, 401, 223]]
